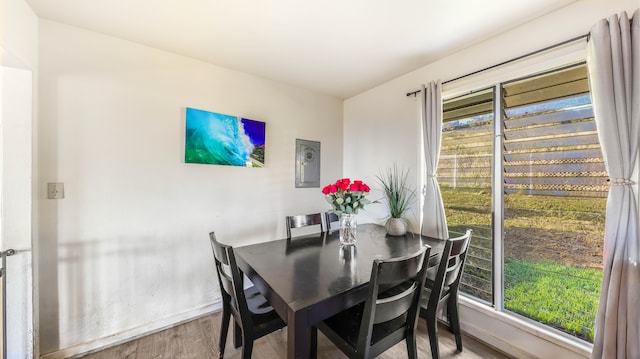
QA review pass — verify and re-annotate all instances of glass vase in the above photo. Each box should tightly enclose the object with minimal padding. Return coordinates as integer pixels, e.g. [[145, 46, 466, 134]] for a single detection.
[[339, 213, 357, 245]]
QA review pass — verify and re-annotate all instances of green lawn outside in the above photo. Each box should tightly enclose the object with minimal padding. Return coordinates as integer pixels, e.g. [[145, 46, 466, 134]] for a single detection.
[[504, 259, 602, 341]]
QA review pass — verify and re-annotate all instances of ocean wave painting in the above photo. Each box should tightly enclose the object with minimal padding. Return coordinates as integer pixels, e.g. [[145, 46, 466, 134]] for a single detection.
[[185, 107, 266, 167]]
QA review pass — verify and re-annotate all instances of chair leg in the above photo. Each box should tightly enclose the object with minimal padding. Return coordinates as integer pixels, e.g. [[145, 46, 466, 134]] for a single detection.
[[406, 325, 419, 359], [448, 296, 463, 352], [310, 326, 318, 359], [233, 322, 243, 349], [426, 312, 440, 359], [241, 339, 254, 359], [218, 306, 231, 358]]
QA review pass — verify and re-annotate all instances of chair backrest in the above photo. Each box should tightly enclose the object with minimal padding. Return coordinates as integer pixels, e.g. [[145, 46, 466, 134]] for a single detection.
[[325, 212, 340, 232], [357, 245, 430, 357], [286, 213, 324, 238], [428, 229, 472, 307], [209, 232, 251, 326]]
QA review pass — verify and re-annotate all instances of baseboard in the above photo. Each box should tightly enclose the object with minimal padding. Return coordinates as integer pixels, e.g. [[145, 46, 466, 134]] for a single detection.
[[40, 300, 222, 359]]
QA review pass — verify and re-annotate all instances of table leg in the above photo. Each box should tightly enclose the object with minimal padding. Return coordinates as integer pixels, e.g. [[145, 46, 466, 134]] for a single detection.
[[287, 310, 317, 359]]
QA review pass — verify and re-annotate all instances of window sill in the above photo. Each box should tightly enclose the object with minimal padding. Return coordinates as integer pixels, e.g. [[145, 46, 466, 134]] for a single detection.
[[458, 296, 593, 358]]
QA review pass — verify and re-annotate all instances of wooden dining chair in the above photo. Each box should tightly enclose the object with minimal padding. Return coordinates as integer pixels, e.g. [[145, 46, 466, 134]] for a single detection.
[[325, 212, 340, 232], [209, 232, 286, 359], [314, 245, 431, 359], [286, 212, 324, 238], [419, 229, 472, 359]]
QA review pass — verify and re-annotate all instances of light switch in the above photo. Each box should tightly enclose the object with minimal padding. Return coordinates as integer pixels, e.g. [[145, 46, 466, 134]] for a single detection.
[[48, 183, 64, 199]]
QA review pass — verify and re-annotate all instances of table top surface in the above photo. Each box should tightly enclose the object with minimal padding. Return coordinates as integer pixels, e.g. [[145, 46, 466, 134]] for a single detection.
[[234, 223, 445, 314]]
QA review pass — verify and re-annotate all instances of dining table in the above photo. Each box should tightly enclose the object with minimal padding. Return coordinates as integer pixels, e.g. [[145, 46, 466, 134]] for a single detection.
[[233, 223, 445, 359]]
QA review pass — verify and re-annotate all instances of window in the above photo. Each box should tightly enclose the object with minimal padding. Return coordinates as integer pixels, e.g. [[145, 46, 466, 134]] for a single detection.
[[439, 63, 605, 342], [440, 88, 494, 303]]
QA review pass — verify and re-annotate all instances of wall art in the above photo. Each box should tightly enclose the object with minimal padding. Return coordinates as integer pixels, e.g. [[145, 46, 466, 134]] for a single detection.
[[185, 107, 265, 167]]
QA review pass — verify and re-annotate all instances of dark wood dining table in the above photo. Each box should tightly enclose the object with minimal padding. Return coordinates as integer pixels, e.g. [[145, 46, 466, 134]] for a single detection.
[[234, 223, 445, 359]]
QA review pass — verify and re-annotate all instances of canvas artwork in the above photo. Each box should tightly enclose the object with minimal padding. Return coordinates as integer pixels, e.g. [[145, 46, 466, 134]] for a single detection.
[[185, 107, 266, 167]]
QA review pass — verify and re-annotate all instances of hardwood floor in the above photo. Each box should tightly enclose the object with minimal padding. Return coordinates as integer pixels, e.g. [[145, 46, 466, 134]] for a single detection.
[[77, 311, 513, 359]]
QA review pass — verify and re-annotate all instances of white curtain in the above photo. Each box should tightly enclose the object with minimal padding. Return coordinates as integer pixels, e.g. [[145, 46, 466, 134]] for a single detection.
[[587, 9, 639, 359], [420, 81, 449, 239]]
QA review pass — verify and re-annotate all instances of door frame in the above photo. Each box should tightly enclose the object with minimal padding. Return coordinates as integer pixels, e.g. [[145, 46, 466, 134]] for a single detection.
[[1, 65, 35, 359]]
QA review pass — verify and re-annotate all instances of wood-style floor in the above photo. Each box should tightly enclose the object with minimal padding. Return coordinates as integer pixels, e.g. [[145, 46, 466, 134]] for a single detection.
[[77, 311, 513, 359]]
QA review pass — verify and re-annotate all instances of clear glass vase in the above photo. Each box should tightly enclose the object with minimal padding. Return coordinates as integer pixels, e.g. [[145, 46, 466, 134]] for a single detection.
[[339, 213, 357, 245]]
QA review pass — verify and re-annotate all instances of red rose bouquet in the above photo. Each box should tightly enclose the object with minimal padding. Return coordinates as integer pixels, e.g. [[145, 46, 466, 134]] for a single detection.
[[321, 178, 372, 215]]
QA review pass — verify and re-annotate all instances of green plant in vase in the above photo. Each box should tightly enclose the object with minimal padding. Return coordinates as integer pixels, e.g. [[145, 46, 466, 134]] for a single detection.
[[376, 165, 417, 236]]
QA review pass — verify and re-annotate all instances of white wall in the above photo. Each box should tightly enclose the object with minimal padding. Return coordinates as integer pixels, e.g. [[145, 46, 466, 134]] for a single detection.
[[36, 20, 343, 357], [0, 0, 38, 70], [343, 0, 637, 357], [0, 0, 38, 357]]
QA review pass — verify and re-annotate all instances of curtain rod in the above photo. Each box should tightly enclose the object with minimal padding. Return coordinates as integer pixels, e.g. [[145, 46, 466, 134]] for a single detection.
[[405, 33, 589, 97]]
